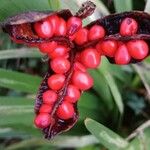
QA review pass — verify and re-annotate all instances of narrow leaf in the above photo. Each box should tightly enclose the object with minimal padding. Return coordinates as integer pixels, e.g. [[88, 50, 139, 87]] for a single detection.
[[5, 135, 98, 150], [0, 48, 42, 60], [0, 0, 54, 21], [99, 59, 124, 114], [0, 68, 42, 93], [48, 0, 60, 10], [85, 118, 128, 150], [113, 0, 132, 12]]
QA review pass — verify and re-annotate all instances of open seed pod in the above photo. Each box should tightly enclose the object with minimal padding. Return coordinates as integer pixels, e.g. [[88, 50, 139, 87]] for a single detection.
[[1, 0, 150, 139], [84, 11, 150, 64]]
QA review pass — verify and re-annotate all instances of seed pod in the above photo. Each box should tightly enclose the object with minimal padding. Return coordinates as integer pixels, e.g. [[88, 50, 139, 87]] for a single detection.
[[1, 1, 150, 140], [84, 11, 150, 63], [1, 10, 74, 47], [35, 68, 79, 139]]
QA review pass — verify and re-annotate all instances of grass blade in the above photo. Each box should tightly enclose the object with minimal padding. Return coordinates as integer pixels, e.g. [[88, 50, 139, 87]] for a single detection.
[[113, 0, 133, 12], [0, 48, 42, 60], [0, 68, 41, 93]]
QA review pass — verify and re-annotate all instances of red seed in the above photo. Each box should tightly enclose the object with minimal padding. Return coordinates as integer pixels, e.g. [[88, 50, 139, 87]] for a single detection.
[[101, 40, 118, 57], [88, 25, 105, 41], [57, 101, 74, 120], [127, 40, 149, 60], [120, 18, 138, 36], [80, 48, 101, 68], [48, 15, 60, 33], [38, 41, 57, 53], [55, 18, 67, 36], [115, 44, 131, 65], [39, 104, 52, 113], [65, 84, 80, 103], [48, 74, 65, 90], [34, 19, 54, 38], [74, 28, 89, 45], [67, 17, 82, 35], [72, 71, 93, 90], [43, 90, 57, 105], [69, 33, 77, 41], [74, 61, 87, 72], [34, 113, 51, 128], [50, 57, 70, 74], [96, 42, 102, 54], [49, 45, 68, 59]]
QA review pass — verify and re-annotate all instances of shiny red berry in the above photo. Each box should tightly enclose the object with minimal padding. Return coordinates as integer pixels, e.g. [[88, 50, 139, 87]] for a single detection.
[[65, 84, 80, 103], [38, 41, 57, 53], [80, 48, 101, 68], [127, 40, 149, 60], [43, 90, 57, 105], [57, 101, 74, 120], [48, 74, 65, 90], [69, 33, 77, 41], [74, 61, 86, 72], [55, 18, 67, 36], [72, 71, 93, 90], [48, 15, 60, 33], [88, 25, 105, 41], [49, 45, 68, 59], [34, 113, 51, 128], [34, 19, 54, 38], [50, 57, 70, 74], [67, 17, 82, 35], [120, 18, 138, 36], [101, 40, 118, 57], [74, 28, 88, 45], [115, 44, 131, 65], [39, 104, 52, 113], [96, 42, 102, 54]]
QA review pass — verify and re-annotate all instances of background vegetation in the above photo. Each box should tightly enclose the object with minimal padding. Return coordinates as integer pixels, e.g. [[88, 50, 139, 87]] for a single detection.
[[0, 0, 150, 149]]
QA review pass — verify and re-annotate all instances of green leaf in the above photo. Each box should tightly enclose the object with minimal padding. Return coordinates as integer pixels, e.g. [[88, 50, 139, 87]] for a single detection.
[[0, 48, 42, 60], [48, 0, 60, 10], [113, 0, 133, 12], [0, 0, 60, 21], [0, 96, 41, 137], [79, 92, 108, 121], [0, 68, 42, 93], [99, 59, 124, 114], [5, 135, 98, 150], [85, 118, 129, 150], [89, 69, 115, 111]]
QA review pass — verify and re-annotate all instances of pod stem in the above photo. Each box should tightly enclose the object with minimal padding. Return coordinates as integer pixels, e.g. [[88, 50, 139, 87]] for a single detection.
[[75, 1, 96, 19]]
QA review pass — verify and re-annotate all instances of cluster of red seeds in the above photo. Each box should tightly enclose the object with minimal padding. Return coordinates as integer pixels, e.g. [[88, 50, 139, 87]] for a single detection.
[[22, 15, 149, 129], [99, 18, 149, 65], [34, 15, 94, 128]]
